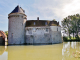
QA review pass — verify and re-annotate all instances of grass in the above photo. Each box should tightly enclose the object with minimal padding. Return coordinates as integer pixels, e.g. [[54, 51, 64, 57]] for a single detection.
[[63, 36, 80, 42]]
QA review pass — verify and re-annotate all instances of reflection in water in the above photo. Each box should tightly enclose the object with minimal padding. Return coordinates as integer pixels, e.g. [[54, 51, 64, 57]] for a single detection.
[[62, 42, 70, 56], [62, 42, 80, 60], [0, 45, 63, 60], [71, 42, 76, 49], [0, 46, 7, 55], [0, 42, 80, 60], [0, 46, 8, 60]]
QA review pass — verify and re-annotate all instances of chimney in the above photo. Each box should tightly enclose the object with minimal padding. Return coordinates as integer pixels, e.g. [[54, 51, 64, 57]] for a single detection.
[[37, 17, 39, 20]]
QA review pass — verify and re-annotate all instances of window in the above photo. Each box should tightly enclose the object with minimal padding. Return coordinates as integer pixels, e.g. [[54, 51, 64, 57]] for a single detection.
[[11, 33, 13, 38], [45, 28, 49, 33], [33, 28, 36, 32], [28, 30, 32, 34], [57, 28, 58, 31], [46, 28, 48, 32], [12, 33, 13, 36], [34, 22, 35, 25], [45, 22, 47, 25]]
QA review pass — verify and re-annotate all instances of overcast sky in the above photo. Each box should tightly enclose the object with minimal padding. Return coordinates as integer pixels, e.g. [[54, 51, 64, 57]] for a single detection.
[[0, 0, 80, 31]]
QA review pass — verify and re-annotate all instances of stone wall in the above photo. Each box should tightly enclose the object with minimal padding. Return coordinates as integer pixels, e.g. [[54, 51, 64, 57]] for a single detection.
[[8, 13, 27, 44], [26, 34, 51, 44], [50, 32, 62, 43], [26, 32, 62, 44], [25, 26, 62, 44]]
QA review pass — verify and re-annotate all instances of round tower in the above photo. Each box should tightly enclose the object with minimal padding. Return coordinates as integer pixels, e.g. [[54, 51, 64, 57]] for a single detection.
[[8, 5, 27, 45]]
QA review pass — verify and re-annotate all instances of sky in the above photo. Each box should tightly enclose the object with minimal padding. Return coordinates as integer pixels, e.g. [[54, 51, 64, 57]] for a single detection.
[[0, 0, 80, 31]]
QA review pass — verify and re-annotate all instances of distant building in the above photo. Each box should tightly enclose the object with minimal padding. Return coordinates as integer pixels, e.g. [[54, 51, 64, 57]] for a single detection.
[[8, 5, 62, 45], [0, 30, 7, 45]]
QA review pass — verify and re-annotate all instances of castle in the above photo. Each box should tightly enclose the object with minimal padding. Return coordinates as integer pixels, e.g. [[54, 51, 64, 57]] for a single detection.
[[8, 5, 62, 45]]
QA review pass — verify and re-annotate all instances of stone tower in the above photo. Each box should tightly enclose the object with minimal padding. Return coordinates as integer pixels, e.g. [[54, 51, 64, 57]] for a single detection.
[[8, 5, 27, 44]]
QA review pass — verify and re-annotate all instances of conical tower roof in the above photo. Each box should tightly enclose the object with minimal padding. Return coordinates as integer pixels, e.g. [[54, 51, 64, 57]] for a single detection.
[[10, 5, 25, 14]]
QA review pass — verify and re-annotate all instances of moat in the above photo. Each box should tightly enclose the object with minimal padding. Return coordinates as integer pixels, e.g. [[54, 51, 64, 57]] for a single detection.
[[0, 42, 80, 60]]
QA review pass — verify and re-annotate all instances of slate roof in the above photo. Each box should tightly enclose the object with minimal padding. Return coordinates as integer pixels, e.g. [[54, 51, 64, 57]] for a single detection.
[[25, 20, 59, 27], [10, 5, 25, 14]]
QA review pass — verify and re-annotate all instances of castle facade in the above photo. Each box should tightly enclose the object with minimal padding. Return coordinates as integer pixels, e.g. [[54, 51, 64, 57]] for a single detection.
[[8, 5, 62, 45]]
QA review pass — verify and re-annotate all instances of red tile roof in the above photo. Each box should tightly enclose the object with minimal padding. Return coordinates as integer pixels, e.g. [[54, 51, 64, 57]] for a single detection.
[[0, 31, 7, 38]]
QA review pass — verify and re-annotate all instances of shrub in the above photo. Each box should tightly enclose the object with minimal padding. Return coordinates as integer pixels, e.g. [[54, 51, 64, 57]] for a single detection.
[[63, 36, 68, 41]]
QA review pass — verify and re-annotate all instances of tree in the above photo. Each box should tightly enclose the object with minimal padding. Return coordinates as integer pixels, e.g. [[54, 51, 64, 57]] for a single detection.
[[62, 17, 72, 39], [5, 31, 8, 39], [62, 14, 80, 39]]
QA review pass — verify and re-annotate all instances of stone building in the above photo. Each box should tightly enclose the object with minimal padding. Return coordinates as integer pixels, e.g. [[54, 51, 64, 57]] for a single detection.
[[8, 5, 62, 45], [0, 30, 7, 45]]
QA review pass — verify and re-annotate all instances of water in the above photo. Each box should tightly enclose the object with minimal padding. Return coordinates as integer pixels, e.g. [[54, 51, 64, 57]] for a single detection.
[[0, 42, 80, 60]]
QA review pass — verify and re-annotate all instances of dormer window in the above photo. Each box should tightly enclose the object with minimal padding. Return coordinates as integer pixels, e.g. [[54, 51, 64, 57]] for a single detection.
[[45, 22, 47, 25], [34, 22, 35, 25]]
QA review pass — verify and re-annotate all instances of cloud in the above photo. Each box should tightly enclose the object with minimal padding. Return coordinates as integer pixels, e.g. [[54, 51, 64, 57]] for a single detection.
[[0, 15, 6, 17], [63, 0, 80, 17], [0, 14, 8, 24], [32, 0, 80, 21], [1, 0, 80, 21], [1, 0, 80, 31]]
